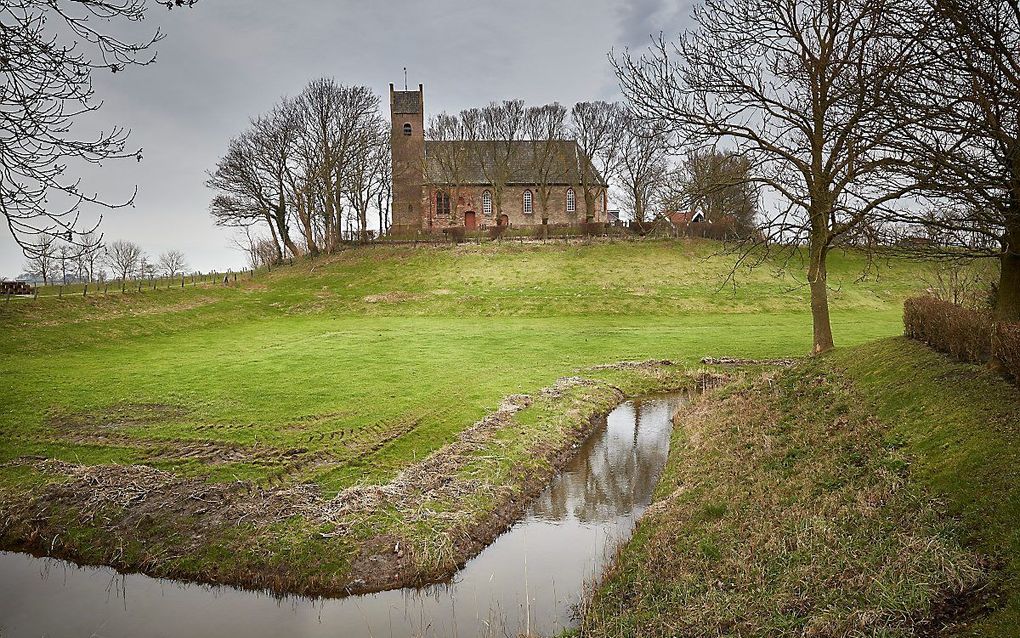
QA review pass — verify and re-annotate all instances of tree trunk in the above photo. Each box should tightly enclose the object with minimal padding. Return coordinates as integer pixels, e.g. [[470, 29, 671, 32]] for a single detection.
[[995, 224, 1020, 322], [807, 232, 835, 354], [265, 215, 284, 263], [583, 188, 596, 221]]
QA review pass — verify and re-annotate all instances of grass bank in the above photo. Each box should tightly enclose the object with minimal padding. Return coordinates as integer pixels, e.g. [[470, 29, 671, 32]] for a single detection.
[[580, 338, 1019, 636], [0, 239, 926, 594]]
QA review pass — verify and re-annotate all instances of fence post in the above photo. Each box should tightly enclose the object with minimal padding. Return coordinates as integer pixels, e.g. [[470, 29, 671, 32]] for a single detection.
[[83, 284, 88, 298]]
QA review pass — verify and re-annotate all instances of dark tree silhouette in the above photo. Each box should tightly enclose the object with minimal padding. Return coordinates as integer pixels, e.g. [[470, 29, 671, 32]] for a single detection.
[[887, 0, 1020, 322], [1, 0, 195, 258]]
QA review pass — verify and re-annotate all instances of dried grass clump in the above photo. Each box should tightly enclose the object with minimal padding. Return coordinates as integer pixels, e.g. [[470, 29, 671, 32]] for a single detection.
[[580, 363, 987, 637]]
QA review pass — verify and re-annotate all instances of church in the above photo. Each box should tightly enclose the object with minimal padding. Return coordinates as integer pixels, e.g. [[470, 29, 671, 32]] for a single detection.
[[389, 84, 609, 235]]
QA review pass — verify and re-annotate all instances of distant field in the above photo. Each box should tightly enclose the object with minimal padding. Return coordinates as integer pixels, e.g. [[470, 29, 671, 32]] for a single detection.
[[0, 239, 928, 593]]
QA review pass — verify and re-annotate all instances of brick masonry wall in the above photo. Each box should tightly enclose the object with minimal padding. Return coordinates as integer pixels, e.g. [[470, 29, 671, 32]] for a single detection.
[[421, 185, 607, 230], [390, 86, 426, 232]]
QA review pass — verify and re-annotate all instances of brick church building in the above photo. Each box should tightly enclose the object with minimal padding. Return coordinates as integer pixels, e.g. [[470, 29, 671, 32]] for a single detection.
[[389, 84, 609, 234]]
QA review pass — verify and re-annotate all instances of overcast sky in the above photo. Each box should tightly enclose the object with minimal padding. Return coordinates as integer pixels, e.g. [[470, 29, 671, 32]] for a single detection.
[[0, 0, 691, 278]]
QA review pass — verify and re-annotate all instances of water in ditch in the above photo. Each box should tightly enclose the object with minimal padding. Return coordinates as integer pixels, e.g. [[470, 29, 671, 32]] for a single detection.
[[0, 394, 684, 638]]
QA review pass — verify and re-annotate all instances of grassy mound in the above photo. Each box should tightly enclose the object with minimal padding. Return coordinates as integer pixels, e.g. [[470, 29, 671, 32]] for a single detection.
[[581, 338, 1019, 636], [0, 240, 929, 594], [833, 339, 1020, 636]]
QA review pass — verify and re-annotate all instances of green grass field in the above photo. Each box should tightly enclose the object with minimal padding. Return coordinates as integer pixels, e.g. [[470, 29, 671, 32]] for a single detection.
[[1, 240, 922, 490], [0, 239, 932, 594]]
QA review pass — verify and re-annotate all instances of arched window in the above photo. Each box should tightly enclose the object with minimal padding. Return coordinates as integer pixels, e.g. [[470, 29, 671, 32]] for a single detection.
[[523, 190, 533, 214], [566, 188, 576, 213], [482, 190, 492, 217], [436, 190, 451, 216], [402, 123, 412, 136]]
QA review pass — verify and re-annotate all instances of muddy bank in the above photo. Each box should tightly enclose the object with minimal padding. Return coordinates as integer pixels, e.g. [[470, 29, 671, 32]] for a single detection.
[[0, 393, 689, 638], [0, 362, 716, 597]]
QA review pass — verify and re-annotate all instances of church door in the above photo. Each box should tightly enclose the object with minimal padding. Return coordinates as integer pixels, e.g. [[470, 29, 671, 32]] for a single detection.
[[464, 211, 477, 230], [498, 214, 509, 227]]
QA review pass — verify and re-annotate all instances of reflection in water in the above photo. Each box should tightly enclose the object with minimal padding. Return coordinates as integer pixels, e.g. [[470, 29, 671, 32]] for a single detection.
[[0, 394, 684, 638]]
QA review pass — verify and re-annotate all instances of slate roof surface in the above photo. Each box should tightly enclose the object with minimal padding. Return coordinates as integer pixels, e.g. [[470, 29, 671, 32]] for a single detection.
[[424, 140, 607, 187]]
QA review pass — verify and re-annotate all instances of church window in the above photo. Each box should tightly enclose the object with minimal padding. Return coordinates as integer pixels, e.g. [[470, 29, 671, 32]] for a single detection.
[[436, 190, 451, 216], [482, 190, 492, 217], [566, 188, 576, 213], [402, 123, 412, 136], [523, 190, 533, 214]]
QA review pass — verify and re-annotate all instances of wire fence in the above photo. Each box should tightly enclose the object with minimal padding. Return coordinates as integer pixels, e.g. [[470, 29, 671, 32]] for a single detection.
[[3, 269, 257, 303]]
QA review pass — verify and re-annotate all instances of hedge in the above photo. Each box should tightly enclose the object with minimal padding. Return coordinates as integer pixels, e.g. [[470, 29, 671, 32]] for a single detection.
[[903, 296, 1020, 380], [994, 322, 1020, 381]]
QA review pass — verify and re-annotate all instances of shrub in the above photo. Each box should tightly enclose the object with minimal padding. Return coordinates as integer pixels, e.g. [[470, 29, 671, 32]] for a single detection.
[[487, 225, 507, 240], [444, 226, 466, 244], [903, 296, 992, 363], [993, 323, 1020, 381]]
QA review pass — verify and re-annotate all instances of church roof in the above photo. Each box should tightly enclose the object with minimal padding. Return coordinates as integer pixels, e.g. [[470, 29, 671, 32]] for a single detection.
[[424, 140, 607, 188]]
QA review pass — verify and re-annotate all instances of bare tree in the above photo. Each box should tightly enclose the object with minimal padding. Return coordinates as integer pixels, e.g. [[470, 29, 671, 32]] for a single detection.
[[207, 104, 301, 263], [231, 228, 278, 269], [292, 80, 383, 251], [617, 113, 670, 224], [570, 102, 624, 222], [105, 239, 143, 283], [2, 0, 195, 258], [616, 0, 925, 353], [57, 243, 74, 284], [157, 250, 188, 278], [664, 149, 758, 234], [22, 236, 56, 285], [462, 101, 526, 224], [72, 230, 104, 283], [525, 104, 571, 225], [921, 258, 996, 309], [213, 80, 387, 254], [426, 113, 474, 226], [374, 136, 392, 235], [345, 121, 390, 242], [887, 0, 1020, 322]]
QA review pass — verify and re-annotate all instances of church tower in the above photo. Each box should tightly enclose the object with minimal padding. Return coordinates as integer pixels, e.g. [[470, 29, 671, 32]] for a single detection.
[[389, 83, 425, 233]]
